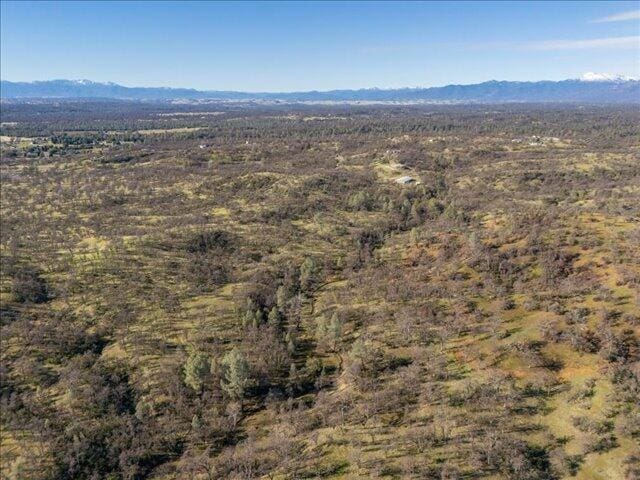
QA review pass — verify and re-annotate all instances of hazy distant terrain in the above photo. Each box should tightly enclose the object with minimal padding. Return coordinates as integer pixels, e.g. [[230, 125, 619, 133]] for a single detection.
[[2, 78, 639, 103]]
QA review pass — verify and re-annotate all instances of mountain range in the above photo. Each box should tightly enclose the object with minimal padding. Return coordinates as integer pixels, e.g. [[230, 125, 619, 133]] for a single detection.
[[1, 78, 639, 103]]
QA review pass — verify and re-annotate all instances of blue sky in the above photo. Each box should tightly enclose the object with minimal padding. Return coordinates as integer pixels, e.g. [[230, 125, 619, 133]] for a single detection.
[[1, 1, 639, 91]]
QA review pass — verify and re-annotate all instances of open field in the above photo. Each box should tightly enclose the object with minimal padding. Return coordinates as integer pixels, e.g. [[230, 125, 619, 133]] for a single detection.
[[1, 103, 639, 480]]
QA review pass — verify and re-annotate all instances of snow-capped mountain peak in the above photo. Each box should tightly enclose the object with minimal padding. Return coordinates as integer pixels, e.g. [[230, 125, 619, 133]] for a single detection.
[[580, 72, 638, 82]]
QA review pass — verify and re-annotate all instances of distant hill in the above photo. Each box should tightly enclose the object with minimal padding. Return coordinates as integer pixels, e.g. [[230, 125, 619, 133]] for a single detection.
[[1, 78, 639, 103]]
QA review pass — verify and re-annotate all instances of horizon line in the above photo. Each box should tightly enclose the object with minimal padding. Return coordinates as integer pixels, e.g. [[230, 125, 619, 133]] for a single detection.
[[2, 74, 639, 94]]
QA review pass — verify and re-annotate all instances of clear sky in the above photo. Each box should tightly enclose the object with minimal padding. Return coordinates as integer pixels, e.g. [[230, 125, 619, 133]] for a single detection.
[[1, 1, 639, 91]]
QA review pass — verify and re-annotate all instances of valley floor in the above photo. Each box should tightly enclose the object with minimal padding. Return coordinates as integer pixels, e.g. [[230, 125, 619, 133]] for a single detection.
[[1, 104, 638, 479]]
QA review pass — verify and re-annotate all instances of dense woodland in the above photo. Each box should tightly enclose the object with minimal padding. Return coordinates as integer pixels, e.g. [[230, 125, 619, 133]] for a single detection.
[[0, 102, 639, 479]]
